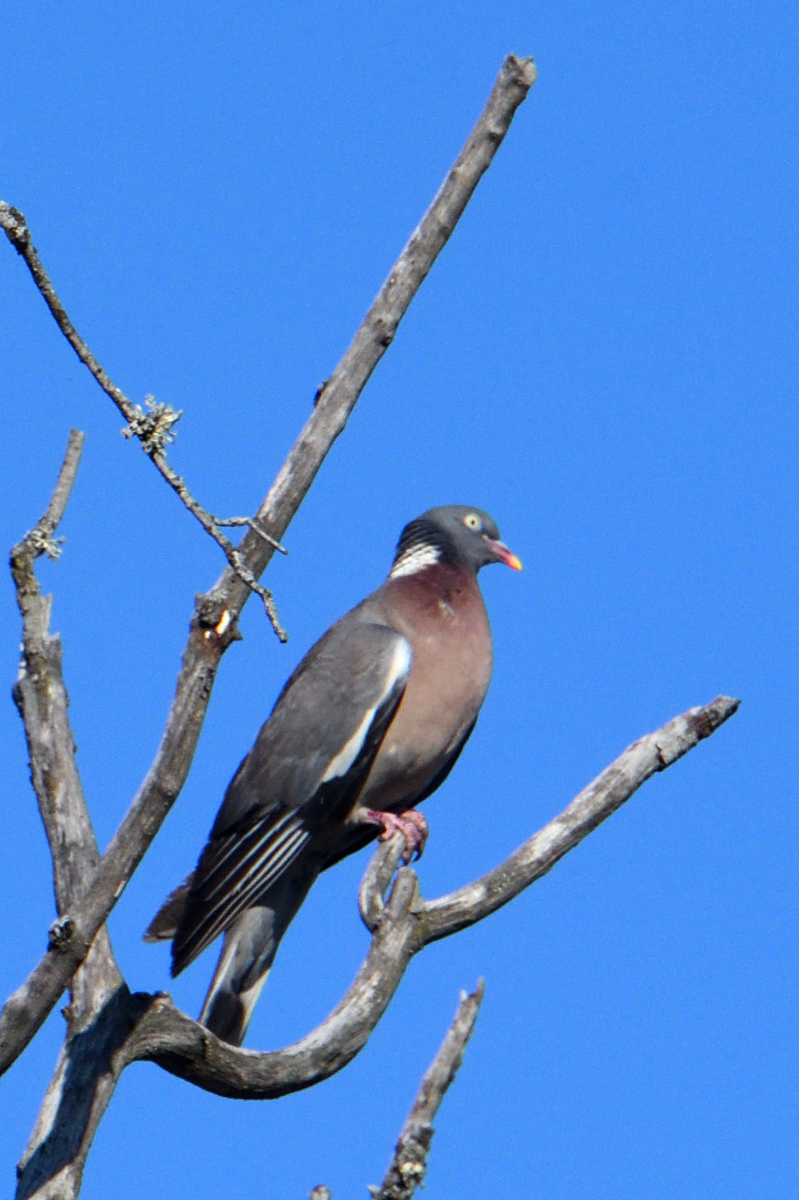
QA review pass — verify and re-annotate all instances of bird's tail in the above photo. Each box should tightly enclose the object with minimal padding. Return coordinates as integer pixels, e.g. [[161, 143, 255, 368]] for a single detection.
[[143, 875, 193, 942], [198, 866, 319, 1046]]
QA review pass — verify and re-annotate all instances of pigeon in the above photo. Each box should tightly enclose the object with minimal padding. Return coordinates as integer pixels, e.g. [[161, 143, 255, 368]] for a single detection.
[[145, 505, 521, 1045]]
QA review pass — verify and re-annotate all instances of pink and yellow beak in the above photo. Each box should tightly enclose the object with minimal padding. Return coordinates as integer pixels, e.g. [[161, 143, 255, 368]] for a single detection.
[[485, 538, 523, 571]]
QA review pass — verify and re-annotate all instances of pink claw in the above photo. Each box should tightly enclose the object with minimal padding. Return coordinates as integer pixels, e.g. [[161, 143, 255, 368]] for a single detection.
[[364, 808, 429, 863]]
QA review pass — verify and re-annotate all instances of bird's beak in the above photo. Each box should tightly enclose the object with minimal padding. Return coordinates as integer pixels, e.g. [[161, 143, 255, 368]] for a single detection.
[[484, 538, 523, 571]]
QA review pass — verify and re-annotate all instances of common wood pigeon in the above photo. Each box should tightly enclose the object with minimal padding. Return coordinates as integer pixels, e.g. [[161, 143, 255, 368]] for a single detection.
[[145, 505, 521, 1045]]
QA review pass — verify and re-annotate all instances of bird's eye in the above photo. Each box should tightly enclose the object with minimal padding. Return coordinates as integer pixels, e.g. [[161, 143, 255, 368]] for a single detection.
[[463, 513, 482, 531]]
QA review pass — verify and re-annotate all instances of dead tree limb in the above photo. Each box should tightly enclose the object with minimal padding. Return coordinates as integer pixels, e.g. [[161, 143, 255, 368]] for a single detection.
[[117, 696, 738, 1101], [0, 207, 289, 638], [11, 694, 738, 1198], [10, 433, 128, 1200], [304, 982, 482, 1200], [4, 50, 733, 1200], [203, 52, 540, 621], [369, 982, 485, 1200], [9, 429, 121, 1013], [0, 52, 537, 1079], [422, 695, 737, 941], [10, 430, 92, 914], [15, 986, 138, 1200], [123, 867, 424, 1097]]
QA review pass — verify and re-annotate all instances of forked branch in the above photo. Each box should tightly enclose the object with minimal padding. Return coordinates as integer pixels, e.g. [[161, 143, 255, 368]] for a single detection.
[[0, 206, 288, 638], [306, 978, 483, 1200], [118, 696, 738, 1100], [0, 52, 538, 1079], [10, 689, 738, 1199]]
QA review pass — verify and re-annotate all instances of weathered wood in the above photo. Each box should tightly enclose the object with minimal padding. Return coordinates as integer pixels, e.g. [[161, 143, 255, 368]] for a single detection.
[[422, 695, 740, 942], [0, 53, 538, 1079], [10, 431, 93, 915], [119, 698, 737, 1101], [1, 54, 741, 1200], [370, 983, 484, 1200], [123, 869, 423, 1099], [8, 433, 126, 1200], [15, 985, 140, 1200]]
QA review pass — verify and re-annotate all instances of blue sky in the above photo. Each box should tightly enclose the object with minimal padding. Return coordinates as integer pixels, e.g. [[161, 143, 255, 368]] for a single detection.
[[1, 2, 797, 1197]]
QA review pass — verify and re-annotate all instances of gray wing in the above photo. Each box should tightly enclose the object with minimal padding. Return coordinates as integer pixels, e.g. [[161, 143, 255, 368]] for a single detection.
[[170, 618, 411, 975], [318, 715, 478, 872]]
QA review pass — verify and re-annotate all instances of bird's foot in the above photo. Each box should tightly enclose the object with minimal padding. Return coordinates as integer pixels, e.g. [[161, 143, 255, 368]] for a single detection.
[[364, 809, 429, 863]]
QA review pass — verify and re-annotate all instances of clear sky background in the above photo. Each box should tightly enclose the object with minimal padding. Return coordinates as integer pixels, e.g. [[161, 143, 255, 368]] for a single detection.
[[0, 2, 796, 1197]]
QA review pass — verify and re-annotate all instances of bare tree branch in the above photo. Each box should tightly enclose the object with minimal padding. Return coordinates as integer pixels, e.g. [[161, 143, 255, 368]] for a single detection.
[[203, 53, 539, 620], [8, 432, 129, 1200], [122, 867, 423, 1098], [422, 694, 740, 941], [0, 207, 288, 638], [113, 696, 737, 1101], [369, 982, 484, 1200], [9, 430, 92, 913], [0, 52, 538, 1078], [302, 984, 484, 1200], [9, 429, 121, 1012], [8, 689, 739, 1194], [14, 859, 417, 1200], [359, 834, 409, 930], [15, 985, 136, 1200]]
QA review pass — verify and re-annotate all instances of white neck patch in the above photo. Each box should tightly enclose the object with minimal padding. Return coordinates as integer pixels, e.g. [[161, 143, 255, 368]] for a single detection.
[[389, 543, 441, 579]]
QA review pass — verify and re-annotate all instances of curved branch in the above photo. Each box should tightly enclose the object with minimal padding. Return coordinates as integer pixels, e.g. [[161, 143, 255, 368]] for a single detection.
[[123, 868, 423, 1098], [0, 52, 537, 1078], [359, 834, 408, 930], [120, 696, 737, 1100], [11, 697, 738, 1191]]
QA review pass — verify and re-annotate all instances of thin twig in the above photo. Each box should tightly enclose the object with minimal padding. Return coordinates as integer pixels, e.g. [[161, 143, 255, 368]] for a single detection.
[[369, 982, 484, 1200], [0, 53, 538, 1078], [136, 446, 289, 640], [0, 213, 288, 637], [11, 430, 85, 572], [213, 517, 288, 554]]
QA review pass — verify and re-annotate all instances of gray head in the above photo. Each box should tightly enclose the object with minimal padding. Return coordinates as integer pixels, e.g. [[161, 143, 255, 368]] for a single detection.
[[390, 505, 522, 579]]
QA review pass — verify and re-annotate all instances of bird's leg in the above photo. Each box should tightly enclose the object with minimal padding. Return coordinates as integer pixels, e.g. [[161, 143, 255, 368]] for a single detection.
[[363, 809, 429, 863]]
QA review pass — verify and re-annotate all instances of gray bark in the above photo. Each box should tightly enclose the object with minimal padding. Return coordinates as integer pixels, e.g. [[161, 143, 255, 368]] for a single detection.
[[9, 434, 126, 1200], [0, 49, 741, 1200], [120, 697, 736, 1102], [369, 982, 485, 1200], [0, 52, 538, 1082]]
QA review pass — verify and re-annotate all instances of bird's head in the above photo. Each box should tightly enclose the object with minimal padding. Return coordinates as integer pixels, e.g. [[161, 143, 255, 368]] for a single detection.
[[391, 505, 522, 578]]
